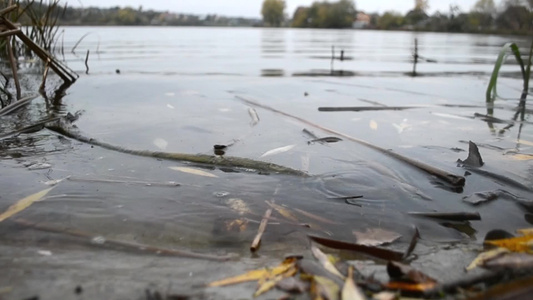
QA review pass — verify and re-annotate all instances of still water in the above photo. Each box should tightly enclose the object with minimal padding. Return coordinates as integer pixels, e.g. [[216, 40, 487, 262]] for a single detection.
[[1, 26, 532, 298]]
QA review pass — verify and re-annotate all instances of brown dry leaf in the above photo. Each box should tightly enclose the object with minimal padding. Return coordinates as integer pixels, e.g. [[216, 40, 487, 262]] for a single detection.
[[369, 120, 378, 130], [0, 187, 54, 222], [314, 276, 340, 300], [485, 230, 533, 253], [208, 258, 297, 287], [352, 228, 402, 246], [311, 245, 345, 279], [254, 265, 297, 297], [169, 166, 218, 178], [387, 261, 437, 285], [341, 265, 366, 300], [466, 248, 509, 271]]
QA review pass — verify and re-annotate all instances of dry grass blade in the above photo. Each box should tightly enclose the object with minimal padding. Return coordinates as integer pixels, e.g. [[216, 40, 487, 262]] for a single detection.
[[0, 187, 53, 222]]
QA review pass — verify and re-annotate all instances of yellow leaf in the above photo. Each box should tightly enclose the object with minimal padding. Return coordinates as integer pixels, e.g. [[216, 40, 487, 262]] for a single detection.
[[342, 266, 366, 300], [511, 154, 533, 161], [0, 188, 54, 222], [517, 228, 533, 236], [169, 167, 218, 178], [370, 120, 378, 130], [208, 258, 296, 287], [254, 266, 297, 297], [485, 235, 533, 253], [466, 248, 509, 271], [311, 245, 345, 279], [314, 276, 340, 300]]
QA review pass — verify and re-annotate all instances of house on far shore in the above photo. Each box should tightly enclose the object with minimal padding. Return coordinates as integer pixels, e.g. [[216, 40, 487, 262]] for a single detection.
[[353, 12, 371, 29]]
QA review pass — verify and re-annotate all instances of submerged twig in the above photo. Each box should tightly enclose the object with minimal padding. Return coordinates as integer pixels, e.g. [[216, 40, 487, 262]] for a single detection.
[[46, 118, 309, 177], [12, 218, 234, 261], [236, 95, 465, 187]]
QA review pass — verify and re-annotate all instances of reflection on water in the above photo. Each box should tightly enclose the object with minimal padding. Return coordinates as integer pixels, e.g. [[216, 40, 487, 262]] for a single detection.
[[61, 27, 531, 78]]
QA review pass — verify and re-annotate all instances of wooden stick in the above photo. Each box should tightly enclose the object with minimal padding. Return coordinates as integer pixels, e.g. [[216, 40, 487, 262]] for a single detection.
[[236, 95, 465, 187], [250, 208, 272, 252], [0, 4, 18, 17], [12, 218, 234, 261], [0, 28, 19, 38]]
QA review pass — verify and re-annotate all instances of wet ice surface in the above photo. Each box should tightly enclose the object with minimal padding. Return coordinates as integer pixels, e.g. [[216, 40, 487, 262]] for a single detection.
[[1, 27, 533, 299]]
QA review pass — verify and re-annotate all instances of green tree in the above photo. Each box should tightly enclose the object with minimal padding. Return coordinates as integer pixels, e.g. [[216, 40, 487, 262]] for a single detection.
[[295, 0, 356, 28], [292, 6, 309, 27], [261, 0, 286, 27], [473, 0, 496, 13], [415, 0, 429, 11], [377, 11, 404, 29]]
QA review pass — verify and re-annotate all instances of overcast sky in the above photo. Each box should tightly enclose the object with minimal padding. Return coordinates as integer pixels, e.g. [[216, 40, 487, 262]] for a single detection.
[[68, 0, 499, 18]]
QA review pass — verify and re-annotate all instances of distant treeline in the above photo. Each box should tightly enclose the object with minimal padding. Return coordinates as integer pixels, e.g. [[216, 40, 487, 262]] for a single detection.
[[9, 0, 533, 35]]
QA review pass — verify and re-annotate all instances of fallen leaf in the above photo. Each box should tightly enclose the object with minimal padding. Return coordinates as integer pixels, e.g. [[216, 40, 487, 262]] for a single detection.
[[485, 231, 533, 253], [517, 228, 533, 236], [466, 248, 509, 271], [276, 277, 308, 294], [248, 108, 260, 126], [0, 187, 54, 222], [311, 245, 345, 279], [511, 154, 533, 161], [314, 276, 340, 300], [517, 139, 533, 147], [387, 261, 437, 284], [342, 265, 366, 300], [153, 138, 168, 150], [260, 145, 296, 158], [352, 228, 402, 247], [208, 258, 297, 287], [169, 167, 218, 178], [483, 253, 533, 270], [373, 291, 397, 300], [457, 141, 484, 167], [369, 120, 378, 130], [254, 265, 297, 297]]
